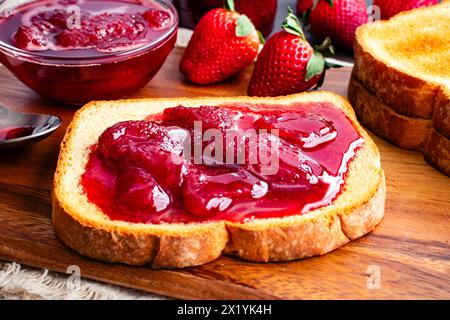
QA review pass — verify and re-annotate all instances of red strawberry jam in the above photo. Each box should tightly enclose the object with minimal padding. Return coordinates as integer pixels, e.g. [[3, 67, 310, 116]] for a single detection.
[[81, 103, 364, 224], [6, 0, 173, 53]]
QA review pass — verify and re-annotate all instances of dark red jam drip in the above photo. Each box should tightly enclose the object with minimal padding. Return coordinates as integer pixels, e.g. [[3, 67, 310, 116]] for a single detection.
[[81, 103, 364, 224], [1, 0, 173, 54], [0, 126, 35, 140]]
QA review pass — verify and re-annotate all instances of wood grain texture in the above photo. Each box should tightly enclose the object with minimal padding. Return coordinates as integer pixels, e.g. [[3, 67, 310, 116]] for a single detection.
[[0, 47, 449, 300]]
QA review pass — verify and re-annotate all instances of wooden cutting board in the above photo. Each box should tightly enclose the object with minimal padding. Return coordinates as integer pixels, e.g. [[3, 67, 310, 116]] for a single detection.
[[0, 47, 449, 300]]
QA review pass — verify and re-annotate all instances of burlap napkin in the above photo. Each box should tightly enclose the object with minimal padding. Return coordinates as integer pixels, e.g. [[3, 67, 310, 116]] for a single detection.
[[0, 261, 165, 300]]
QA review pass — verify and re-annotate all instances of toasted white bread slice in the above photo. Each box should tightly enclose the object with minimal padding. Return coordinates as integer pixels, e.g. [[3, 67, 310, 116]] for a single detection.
[[353, 3, 450, 120], [349, 76, 450, 176], [53, 92, 385, 269], [348, 76, 433, 151]]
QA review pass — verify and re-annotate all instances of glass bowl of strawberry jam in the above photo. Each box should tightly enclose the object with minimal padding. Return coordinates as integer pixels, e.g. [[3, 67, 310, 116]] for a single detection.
[[0, 0, 178, 105]]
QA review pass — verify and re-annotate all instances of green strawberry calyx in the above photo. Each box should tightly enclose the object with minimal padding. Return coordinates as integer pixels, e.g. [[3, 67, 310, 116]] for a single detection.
[[282, 7, 306, 39], [306, 37, 343, 84], [227, 0, 262, 41], [305, 51, 325, 81], [235, 14, 256, 37]]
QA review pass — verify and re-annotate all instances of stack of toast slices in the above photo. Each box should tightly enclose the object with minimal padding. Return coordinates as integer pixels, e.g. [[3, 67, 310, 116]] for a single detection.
[[348, 3, 450, 176]]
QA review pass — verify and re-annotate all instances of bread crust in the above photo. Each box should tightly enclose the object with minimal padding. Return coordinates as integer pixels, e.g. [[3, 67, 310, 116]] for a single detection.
[[424, 129, 450, 177], [53, 92, 385, 269], [53, 173, 385, 267], [53, 196, 229, 268], [352, 41, 438, 119], [433, 87, 450, 139], [224, 177, 385, 262], [348, 77, 432, 151], [349, 76, 450, 177]]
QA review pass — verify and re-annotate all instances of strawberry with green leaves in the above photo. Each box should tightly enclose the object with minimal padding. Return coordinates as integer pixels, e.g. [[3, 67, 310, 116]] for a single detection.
[[180, 0, 261, 85], [306, 0, 368, 51], [248, 9, 339, 97]]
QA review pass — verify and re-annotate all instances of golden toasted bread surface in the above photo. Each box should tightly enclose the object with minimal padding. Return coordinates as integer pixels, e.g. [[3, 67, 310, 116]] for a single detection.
[[350, 3, 450, 176], [361, 4, 450, 85]]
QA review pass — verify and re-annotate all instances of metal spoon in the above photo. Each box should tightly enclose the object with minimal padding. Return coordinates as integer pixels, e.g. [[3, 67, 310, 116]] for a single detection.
[[0, 104, 61, 148]]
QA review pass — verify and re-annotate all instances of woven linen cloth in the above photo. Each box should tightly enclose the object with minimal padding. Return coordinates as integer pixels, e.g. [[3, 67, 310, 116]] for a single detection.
[[0, 261, 165, 300]]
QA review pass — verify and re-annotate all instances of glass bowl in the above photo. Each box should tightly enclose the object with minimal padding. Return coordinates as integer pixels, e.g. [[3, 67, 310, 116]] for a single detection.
[[0, 0, 179, 105]]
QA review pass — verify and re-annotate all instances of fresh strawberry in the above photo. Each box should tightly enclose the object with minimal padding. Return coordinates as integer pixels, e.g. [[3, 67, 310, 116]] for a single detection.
[[248, 9, 339, 97], [297, 0, 314, 15], [308, 0, 368, 51], [180, 0, 261, 85], [372, 0, 439, 20], [200, 0, 277, 37]]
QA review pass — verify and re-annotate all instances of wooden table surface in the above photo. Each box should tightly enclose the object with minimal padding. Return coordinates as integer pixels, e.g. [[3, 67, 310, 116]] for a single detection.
[[0, 47, 449, 299]]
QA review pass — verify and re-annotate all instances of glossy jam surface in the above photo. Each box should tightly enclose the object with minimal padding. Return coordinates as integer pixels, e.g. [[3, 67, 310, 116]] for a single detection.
[[0, 0, 177, 105], [172, 0, 277, 37], [0, 126, 35, 140], [81, 103, 364, 224], [1, 0, 174, 55]]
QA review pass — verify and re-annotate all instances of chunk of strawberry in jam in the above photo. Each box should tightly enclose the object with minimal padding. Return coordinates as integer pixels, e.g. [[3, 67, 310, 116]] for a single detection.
[[183, 165, 268, 218], [116, 166, 170, 213], [56, 30, 91, 48], [163, 105, 264, 166], [98, 120, 186, 160], [89, 13, 146, 38], [162, 105, 260, 132], [14, 26, 49, 50], [30, 9, 79, 30], [98, 120, 189, 195], [247, 133, 324, 182], [255, 108, 338, 149], [143, 9, 172, 30], [163, 106, 237, 131], [56, 12, 148, 49]]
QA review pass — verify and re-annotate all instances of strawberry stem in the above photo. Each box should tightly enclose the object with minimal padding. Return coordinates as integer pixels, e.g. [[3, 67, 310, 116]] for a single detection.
[[325, 59, 344, 69], [224, 0, 235, 12], [315, 37, 335, 57], [305, 37, 341, 82], [281, 7, 306, 40], [257, 31, 266, 44]]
